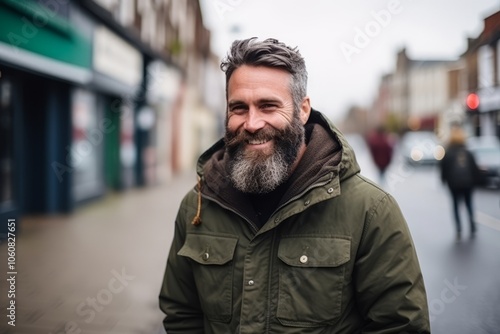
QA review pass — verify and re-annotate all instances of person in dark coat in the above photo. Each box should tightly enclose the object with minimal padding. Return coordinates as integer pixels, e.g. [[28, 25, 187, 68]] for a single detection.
[[366, 125, 394, 183], [440, 126, 480, 240]]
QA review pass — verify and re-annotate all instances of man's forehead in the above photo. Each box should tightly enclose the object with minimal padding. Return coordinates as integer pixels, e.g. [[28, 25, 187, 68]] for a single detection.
[[228, 65, 292, 91], [229, 65, 291, 80]]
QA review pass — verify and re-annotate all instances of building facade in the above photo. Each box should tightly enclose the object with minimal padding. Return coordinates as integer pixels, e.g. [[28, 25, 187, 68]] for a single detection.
[[0, 0, 218, 236], [371, 48, 460, 135], [462, 10, 500, 139], [94, 0, 225, 175], [370, 9, 500, 141]]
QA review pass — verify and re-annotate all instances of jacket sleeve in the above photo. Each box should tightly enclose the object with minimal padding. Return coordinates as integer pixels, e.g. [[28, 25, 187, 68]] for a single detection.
[[159, 197, 204, 333], [354, 193, 430, 333]]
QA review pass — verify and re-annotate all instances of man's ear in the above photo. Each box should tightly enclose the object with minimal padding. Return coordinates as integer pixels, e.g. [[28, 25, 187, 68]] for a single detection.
[[300, 96, 311, 125]]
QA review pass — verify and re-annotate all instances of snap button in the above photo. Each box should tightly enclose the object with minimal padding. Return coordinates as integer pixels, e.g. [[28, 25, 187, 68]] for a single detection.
[[202, 253, 210, 261], [248, 280, 255, 286], [274, 217, 280, 223], [327, 187, 334, 194], [299, 255, 308, 264], [304, 200, 310, 206]]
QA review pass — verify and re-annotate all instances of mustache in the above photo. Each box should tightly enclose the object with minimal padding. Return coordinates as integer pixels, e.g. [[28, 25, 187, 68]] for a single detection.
[[225, 127, 284, 150]]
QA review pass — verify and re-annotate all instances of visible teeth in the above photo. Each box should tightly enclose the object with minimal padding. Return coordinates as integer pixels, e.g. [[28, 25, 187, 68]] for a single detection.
[[248, 139, 269, 145]]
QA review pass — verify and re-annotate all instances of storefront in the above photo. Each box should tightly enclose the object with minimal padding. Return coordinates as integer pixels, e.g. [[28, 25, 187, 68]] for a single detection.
[[0, 0, 158, 235], [143, 60, 183, 185], [0, 0, 93, 234], [90, 24, 143, 190]]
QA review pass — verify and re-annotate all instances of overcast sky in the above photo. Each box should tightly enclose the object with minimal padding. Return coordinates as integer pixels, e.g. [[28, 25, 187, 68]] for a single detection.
[[199, 0, 500, 122]]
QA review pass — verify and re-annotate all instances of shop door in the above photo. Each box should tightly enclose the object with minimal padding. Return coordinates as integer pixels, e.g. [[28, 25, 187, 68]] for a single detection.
[[103, 96, 121, 190], [22, 74, 71, 213]]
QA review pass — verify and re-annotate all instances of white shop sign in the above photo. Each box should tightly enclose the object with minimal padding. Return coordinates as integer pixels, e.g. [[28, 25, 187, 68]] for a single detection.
[[93, 26, 143, 87]]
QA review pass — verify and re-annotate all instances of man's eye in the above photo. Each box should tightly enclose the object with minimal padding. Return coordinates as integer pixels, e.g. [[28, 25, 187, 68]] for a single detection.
[[261, 104, 276, 110], [230, 105, 247, 113]]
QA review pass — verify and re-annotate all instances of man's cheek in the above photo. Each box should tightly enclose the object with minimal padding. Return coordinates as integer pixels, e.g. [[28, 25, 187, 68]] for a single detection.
[[227, 113, 244, 130]]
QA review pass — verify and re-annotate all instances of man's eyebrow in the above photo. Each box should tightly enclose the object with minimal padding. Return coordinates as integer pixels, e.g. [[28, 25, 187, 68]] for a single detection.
[[257, 98, 282, 105]]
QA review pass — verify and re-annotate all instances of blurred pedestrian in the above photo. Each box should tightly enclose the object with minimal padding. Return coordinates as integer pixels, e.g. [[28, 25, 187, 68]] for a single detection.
[[440, 126, 480, 240], [159, 37, 429, 333], [366, 125, 394, 183]]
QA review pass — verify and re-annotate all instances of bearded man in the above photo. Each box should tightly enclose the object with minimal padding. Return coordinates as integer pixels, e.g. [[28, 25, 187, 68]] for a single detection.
[[159, 37, 430, 333]]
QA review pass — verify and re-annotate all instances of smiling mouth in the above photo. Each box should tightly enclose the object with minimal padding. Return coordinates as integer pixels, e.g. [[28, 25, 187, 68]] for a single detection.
[[247, 139, 271, 145]]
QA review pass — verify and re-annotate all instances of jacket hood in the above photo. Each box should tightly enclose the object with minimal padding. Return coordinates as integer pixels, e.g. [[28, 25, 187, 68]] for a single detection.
[[192, 109, 361, 225]]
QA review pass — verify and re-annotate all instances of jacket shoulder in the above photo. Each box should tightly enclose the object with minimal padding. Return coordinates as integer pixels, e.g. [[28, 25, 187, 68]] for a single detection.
[[175, 186, 199, 226], [340, 173, 407, 232], [343, 173, 390, 202]]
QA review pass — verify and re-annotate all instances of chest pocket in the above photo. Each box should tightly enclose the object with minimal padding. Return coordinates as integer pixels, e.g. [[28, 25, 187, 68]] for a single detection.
[[178, 233, 238, 323], [277, 236, 351, 327]]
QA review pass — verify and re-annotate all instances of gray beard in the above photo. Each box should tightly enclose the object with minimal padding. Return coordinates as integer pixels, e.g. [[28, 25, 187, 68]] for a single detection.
[[225, 111, 305, 194], [229, 147, 290, 194]]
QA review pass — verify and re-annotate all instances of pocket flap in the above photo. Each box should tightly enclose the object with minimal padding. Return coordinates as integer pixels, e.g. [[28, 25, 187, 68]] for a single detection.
[[178, 234, 238, 265], [278, 236, 350, 267]]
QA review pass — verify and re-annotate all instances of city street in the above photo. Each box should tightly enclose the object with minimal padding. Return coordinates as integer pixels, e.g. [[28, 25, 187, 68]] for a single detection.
[[0, 148, 499, 333], [385, 159, 500, 334], [0, 171, 197, 334]]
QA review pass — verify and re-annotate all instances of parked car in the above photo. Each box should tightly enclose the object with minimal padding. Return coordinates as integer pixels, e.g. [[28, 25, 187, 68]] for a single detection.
[[466, 136, 500, 189], [398, 131, 445, 165]]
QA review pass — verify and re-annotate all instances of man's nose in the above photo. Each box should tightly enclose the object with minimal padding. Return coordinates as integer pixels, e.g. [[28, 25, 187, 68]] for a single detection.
[[243, 108, 265, 133]]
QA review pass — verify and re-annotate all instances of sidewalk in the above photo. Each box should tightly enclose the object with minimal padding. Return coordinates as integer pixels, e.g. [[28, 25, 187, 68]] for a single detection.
[[0, 171, 197, 334]]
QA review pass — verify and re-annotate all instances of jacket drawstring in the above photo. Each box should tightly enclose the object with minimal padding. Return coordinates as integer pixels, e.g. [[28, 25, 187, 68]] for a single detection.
[[191, 176, 202, 226]]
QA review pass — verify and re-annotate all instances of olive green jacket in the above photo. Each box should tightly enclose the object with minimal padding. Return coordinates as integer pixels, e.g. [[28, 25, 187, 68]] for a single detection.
[[160, 110, 430, 333]]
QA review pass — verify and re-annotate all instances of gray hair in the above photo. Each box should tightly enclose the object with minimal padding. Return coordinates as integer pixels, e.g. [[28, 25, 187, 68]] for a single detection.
[[220, 37, 308, 114]]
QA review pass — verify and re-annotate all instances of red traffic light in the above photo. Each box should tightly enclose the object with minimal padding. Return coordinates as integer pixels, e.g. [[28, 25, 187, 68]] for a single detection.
[[466, 93, 479, 110]]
